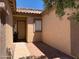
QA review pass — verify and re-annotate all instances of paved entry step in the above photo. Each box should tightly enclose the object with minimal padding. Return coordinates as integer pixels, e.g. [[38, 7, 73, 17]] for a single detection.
[[13, 42, 31, 59]]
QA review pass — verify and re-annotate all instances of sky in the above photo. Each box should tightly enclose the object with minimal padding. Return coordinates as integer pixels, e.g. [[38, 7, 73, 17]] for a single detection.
[[16, 0, 44, 10]]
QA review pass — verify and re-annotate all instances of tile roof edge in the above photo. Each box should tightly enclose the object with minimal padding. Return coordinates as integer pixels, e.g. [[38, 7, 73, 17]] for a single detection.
[[17, 8, 43, 12]]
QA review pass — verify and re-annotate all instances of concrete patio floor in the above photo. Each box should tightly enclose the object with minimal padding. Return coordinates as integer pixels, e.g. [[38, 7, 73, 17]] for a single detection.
[[13, 43, 31, 59], [13, 41, 74, 59]]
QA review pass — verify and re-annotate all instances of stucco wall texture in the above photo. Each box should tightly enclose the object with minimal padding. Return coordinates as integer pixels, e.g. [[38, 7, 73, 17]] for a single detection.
[[0, 0, 13, 58], [27, 17, 42, 42], [71, 20, 79, 56], [42, 9, 79, 56], [5, 0, 13, 49]]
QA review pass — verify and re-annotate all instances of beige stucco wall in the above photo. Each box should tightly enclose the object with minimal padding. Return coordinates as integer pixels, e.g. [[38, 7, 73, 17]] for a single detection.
[[27, 17, 42, 42], [42, 9, 72, 55], [33, 32, 42, 42], [0, 12, 7, 59], [0, 14, 1, 57], [0, 0, 13, 58], [0, 12, 6, 59], [71, 20, 79, 57], [5, 0, 13, 49], [27, 17, 34, 42], [0, 16, 2, 58]]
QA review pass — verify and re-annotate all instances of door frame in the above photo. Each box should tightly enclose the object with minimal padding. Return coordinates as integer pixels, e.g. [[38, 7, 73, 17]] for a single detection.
[[17, 20, 26, 42]]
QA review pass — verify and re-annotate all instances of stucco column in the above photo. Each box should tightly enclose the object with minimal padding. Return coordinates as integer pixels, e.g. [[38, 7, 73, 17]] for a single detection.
[[5, 12, 13, 49], [4, 0, 13, 49], [0, 9, 6, 59], [27, 17, 34, 42]]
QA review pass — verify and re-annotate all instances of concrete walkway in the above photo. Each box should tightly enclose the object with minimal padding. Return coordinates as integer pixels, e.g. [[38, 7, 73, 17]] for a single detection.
[[13, 42, 74, 59], [13, 42, 31, 59], [27, 43, 45, 57]]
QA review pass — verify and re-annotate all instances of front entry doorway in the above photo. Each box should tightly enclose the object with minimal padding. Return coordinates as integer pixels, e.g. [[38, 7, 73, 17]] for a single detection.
[[13, 20, 26, 42], [17, 20, 26, 42]]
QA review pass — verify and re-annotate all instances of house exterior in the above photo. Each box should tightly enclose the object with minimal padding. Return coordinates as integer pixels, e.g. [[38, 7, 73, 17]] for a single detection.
[[13, 8, 42, 43], [0, 0, 42, 59], [0, 0, 79, 59], [42, 8, 79, 57]]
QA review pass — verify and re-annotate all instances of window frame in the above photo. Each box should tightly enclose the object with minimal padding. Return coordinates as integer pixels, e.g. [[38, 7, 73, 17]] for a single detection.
[[34, 18, 42, 32]]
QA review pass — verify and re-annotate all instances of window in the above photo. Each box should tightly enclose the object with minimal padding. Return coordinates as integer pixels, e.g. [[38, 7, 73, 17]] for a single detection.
[[34, 19, 42, 32]]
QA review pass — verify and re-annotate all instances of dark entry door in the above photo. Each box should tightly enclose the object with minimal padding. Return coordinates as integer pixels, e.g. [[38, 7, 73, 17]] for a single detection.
[[17, 20, 26, 42]]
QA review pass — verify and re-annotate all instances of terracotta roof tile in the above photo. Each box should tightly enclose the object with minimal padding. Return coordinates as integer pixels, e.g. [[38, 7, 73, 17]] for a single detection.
[[16, 8, 42, 14]]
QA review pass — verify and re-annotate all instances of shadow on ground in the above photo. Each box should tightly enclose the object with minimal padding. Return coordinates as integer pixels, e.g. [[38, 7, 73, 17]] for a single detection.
[[33, 41, 74, 59], [18, 41, 74, 59]]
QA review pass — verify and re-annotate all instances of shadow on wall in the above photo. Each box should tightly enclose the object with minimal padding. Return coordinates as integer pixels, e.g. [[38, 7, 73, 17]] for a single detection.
[[71, 19, 79, 57], [33, 32, 42, 42], [27, 17, 42, 42]]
